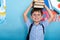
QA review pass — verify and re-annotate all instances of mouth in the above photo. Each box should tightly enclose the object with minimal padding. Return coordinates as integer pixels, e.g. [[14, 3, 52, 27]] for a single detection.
[[35, 18, 39, 20]]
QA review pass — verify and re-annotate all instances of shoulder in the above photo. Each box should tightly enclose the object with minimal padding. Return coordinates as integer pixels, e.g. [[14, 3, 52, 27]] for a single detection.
[[40, 20, 49, 27]]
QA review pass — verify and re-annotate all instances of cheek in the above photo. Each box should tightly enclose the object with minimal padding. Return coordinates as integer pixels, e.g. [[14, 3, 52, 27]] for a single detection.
[[38, 16, 43, 20], [32, 16, 35, 18], [31, 16, 36, 20]]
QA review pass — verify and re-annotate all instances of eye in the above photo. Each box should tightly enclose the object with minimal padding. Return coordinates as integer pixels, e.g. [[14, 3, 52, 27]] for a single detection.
[[38, 14, 40, 16]]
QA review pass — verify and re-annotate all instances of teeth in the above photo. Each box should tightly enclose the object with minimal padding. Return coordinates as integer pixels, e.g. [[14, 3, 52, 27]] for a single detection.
[[35, 18, 38, 19]]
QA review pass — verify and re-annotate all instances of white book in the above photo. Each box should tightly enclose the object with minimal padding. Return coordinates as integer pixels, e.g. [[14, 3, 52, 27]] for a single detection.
[[34, 2, 44, 5], [34, 5, 44, 8], [33, 0, 44, 2]]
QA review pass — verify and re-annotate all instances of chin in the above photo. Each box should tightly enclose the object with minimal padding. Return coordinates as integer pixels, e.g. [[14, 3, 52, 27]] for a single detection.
[[34, 20, 40, 22]]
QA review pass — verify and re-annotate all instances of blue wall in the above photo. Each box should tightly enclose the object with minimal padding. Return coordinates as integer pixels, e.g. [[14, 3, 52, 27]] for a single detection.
[[0, 0, 60, 40], [45, 22, 60, 40]]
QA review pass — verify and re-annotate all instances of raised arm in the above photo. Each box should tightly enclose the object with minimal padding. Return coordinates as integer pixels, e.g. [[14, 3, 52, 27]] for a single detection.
[[44, 4, 54, 23], [23, 3, 33, 22]]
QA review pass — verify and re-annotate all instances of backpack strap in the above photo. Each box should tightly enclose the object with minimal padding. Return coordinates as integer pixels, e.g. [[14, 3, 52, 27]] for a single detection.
[[40, 23, 45, 34], [26, 23, 34, 40], [26, 23, 44, 40]]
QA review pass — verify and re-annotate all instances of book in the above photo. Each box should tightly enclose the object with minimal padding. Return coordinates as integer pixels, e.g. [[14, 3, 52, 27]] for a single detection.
[[33, 0, 44, 8], [34, 5, 44, 8], [33, 0, 44, 2]]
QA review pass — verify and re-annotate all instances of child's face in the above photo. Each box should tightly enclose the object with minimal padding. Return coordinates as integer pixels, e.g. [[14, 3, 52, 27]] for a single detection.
[[31, 11, 42, 22]]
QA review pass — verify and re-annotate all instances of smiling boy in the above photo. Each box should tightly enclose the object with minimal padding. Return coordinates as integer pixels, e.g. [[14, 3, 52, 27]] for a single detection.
[[23, 2, 54, 40]]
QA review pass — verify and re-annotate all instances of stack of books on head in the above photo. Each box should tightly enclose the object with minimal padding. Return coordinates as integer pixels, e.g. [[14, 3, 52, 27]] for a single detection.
[[33, 0, 44, 8]]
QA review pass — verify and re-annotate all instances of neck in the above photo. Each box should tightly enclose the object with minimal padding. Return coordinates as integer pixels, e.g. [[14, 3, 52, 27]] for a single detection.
[[34, 21, 40, 25]]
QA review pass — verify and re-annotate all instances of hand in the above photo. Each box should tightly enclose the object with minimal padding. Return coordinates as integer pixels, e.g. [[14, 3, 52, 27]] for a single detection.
[[30, 2, 33, 8], [41, 2, 46, 8], [39, 2, 45, 8], [43, 3, 48, 9]]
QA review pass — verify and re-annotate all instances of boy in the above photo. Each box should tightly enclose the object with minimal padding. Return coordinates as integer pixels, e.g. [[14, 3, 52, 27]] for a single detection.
[[23, 2, 54, 40]]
